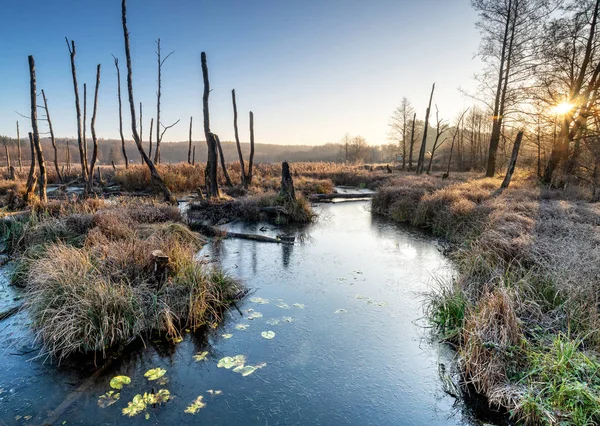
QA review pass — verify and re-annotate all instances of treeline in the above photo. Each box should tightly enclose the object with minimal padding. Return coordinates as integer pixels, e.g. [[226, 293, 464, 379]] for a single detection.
[[0, 136, 409, 166]]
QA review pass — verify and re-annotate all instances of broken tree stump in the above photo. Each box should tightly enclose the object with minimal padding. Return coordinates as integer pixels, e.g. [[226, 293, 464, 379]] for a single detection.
[[152, 249, 169, 289], [280, 161, 295, 201]]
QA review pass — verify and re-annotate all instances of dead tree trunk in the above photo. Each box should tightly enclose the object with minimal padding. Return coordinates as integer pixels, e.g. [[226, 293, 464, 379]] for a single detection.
[[25, 133, 36, 202], [154, 39, 175, 165], [4, 144, 13, 180], [139, 102, 144, 164], [41, 90, 62, 183], [417, 83, 435, 175], [280, 161, 295, 201], [188, 116, 193, 164], [247, 111, 255, 185], [29, 56, 46, 203], [500, 131, 523, 190], [87, 64, 101, 194], [215, 133, 232, 186], [408, 112, 416, 171], [16, 121, 22, 172], [231, 89, 246, 186], [83, 84, 87, 169], [149, 118, 154, 159], [113, 55, 129, 169], [201, 51, 219, 198], [121, 0, 173, 203], [192, 145, 196, 165], [66, 141, 71, 176], [65, 38, 88, 181]]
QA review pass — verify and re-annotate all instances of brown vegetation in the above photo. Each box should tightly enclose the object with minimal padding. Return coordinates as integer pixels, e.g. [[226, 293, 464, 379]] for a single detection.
[[373, 172, 600, 424]]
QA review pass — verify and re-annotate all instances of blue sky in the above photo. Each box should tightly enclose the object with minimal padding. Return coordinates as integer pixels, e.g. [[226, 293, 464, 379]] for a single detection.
[[0, 0, 483, 145]]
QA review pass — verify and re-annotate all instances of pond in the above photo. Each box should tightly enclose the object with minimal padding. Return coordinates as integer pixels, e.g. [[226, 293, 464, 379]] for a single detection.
[[0, 201, 483, 425]]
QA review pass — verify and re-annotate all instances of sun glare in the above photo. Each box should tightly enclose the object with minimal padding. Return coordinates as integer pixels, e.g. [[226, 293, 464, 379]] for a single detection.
[[552, 101, 574, 115]]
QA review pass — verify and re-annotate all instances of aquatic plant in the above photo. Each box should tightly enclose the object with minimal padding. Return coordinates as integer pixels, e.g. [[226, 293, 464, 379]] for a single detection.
[[144, 368, 167, 381], [184, 396, 206, 414], [193, 351, 209, 362], [261, 331, 275, 339], [109, 375, 131, 390]]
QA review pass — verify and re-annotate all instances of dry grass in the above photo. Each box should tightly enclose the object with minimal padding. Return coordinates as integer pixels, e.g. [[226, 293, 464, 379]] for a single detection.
[[373, 171, 600, 424], [4, 199, 242, 361]]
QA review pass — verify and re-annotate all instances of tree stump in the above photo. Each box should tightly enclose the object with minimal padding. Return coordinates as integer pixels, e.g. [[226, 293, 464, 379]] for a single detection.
[[280, 161, 295, 201], [152, 249, 169, 290]]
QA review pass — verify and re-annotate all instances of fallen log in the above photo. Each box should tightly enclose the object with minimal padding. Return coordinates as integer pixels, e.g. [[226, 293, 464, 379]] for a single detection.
[[189, 222, 293, 244], [310, 193, 374, 201]]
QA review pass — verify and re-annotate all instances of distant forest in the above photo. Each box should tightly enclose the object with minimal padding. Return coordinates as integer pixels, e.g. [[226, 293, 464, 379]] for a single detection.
[[0, 118, 490, 169]]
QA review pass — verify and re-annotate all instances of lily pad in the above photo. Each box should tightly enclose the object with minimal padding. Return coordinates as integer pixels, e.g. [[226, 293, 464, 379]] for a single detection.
[[122, 394, 147, 417], [235, 323, 249, 330], [207, 389, 222, 395], [222, 333, 233, 339], [184, 396, 206, 414], [98, 391, 120, 408], [109, 375, 131, 390], [193, 351, 209, 362], [157, 376, 170, 385], [292, 303, 305, 309], [334, 309, 347, 314], [144, 368, 167, 381], [261, 331, 275, 340], [249, 297, 270, 304], [144, 389, 170, 404], [172, 336, 183, 343], [217, 355, 246, 369], [234, 362, 266, 377], [247, 311, 263, 320], [266, 318, 280, 325], [276, 302, 290, 309]]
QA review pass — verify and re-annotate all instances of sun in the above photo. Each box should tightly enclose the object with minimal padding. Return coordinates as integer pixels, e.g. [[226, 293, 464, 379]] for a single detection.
[[552, 102, 574, 115]]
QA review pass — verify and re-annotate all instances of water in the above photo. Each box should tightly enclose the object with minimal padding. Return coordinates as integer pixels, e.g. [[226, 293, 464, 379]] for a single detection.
[[0, 201, 479, 425]]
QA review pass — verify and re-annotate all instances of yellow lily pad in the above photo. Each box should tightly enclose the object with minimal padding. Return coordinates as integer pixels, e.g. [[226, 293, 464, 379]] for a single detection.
[[193, 351, 209, 362], [122, 394, 146, 417], [109, 375, 131, 390], [98, 391, 120, 408], [144, 389, 170, 404], [222, 333, 233, 339], [235, 324, 249, 330], [184, 396, 206, 414], [144, 368, 166, 381]]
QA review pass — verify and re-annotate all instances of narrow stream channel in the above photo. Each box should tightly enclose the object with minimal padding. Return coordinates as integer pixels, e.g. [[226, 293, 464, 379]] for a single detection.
[[0, 201, 480, 425]]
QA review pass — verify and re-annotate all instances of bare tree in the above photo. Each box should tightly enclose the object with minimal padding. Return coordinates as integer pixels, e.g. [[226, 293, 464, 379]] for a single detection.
[[41, 90, 62, 183], [149, 118, 154, 159], [112, 55, 129, 169], [446, 108, 470, 176], [408, 113, 417, 171], [16, 121, 22, 171], [83, 83, 87, 165], [542, 0, 600, 182], [201, 51, 219, 198], [87, 64, 101, 193], [248, 111, 255, 185], [426, 106, 450, 174], [388, 97, 415, 169], [216, 133, 232, 186], [417, 83, 435, 174], [25, 133, 36, 202], [121, 0, 173, 203], [232, 89, 247, 185], [188, 116, 193, 164], [154, 39, 176, 164], [500, 131, 524, 189], [29, 55, 46, 203], [65, 38, 87, 180]]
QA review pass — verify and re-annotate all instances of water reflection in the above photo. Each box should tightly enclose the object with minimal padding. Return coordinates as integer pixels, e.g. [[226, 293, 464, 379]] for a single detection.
[[0, 201, 479, 425]]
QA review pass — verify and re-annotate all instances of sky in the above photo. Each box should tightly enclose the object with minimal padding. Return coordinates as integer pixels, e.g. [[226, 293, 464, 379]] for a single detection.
[[0, 0, 484, 146]]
